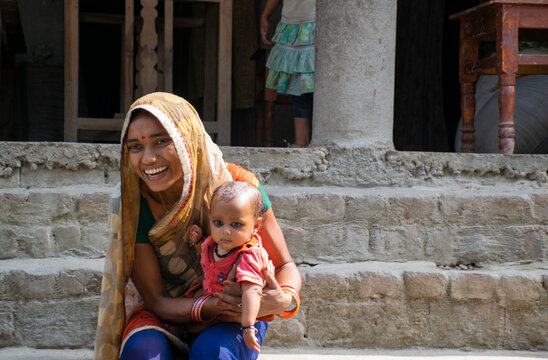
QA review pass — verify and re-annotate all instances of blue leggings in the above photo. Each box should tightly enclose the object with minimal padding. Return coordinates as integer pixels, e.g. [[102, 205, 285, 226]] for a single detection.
[[120, 322, 268, 360]]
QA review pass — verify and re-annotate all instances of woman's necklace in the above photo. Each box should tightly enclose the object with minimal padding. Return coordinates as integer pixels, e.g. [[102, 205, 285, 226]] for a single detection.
[[214, 244, 237, 258]]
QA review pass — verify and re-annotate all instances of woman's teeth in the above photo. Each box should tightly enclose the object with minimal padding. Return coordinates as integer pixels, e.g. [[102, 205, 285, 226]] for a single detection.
[[144, 166, 167, 176]]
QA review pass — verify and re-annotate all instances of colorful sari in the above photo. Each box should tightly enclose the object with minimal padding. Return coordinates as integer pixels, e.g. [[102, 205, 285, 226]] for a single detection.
[[94, 92, 253, 359]]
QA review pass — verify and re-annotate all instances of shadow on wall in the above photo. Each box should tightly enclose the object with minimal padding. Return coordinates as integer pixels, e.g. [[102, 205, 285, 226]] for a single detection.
[[455, 75, 548, 154]]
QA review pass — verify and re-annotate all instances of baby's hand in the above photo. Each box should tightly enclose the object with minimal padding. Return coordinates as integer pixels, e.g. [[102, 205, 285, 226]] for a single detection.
[[242, 325, 260, 352], [187, 224, 203, 245]]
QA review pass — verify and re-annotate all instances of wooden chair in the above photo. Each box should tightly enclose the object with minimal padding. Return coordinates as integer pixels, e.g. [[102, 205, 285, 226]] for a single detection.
[[451, 0, 548, 154], [64, 0, 232, 144]]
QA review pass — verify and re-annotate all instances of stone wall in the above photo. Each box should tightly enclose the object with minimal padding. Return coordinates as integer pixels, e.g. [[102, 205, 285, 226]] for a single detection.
[[0, 142, 547, 351]]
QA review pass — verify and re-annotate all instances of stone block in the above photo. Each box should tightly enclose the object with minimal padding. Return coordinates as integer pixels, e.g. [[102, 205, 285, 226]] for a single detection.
[[286, 222, 370, 264], [52, 225, 82, 254], [500, 275, 542, 307], [268, 192, 299, 220], [2, 271, 57, 300], [532, 193, 548, 223], [21, 168, 107, 188], [503, 306, 548, 350], [77, 192, 110, 225], [0, 171, 20, 189], [404, 271, 448, 299], [0, 191, 28, 225], [302, 272, 350, 303], [389, 195, 441, 224], [450, 273, 499, 302], [58, 269, 102, 297], [358, 272, 403, 300], [305, 302, 409, 348], [265, 317, 307, 348], [368, 225, 427, 260], [0, 303, 18, 347], [439, 194, 533, 226], [15, 297, 99, 348], [1, 191, 78, 226], [16, 226, 53, 258], [0, 227, 18, 259], [423, 227, 457, 264], [344, 193, 390, 224], [426, 301, 505, 348], [454, 226, 545, 264], [295, 193, 345, 224], [80, 225, 109, 258]]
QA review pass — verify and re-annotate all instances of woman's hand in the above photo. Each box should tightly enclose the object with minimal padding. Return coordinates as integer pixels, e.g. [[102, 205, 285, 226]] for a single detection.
[[257, 261, 292, 317], [199, 294, 241, 323], [218, 261, 292, 320]]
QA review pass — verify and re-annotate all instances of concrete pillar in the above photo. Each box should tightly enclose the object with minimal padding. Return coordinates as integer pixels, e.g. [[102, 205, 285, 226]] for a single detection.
[[312, 0, 397, 148]]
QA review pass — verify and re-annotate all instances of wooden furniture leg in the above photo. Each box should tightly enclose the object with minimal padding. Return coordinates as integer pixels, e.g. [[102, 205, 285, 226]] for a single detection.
[[458, 20, 478, 153], [64, 0, 78, 142], [496, 6, 518, 154]]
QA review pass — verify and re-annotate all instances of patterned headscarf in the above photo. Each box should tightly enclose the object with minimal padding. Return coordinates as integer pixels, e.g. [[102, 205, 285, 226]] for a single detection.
[[94, 92, 231, 359]]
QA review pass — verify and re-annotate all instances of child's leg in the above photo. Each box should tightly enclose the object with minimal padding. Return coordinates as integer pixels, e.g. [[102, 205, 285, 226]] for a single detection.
[[292, 93, 313, 147], [294, 117, 311, 147]]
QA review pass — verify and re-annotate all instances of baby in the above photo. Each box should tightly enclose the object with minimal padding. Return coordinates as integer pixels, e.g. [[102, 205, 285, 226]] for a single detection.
[[200, 181, 269, 352]]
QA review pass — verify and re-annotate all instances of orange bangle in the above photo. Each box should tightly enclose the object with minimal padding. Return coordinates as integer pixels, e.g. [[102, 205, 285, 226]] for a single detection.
[[277, 285, 300, 319]]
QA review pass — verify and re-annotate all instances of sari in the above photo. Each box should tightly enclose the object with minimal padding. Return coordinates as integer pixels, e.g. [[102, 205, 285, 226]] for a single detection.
[[94, 92, 256, 359]]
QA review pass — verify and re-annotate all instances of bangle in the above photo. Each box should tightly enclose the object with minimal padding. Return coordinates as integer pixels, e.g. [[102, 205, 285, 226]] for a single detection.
[[241, 325, 258, 333], [277, 285, 300, 319], [190, 294, 213, 322]]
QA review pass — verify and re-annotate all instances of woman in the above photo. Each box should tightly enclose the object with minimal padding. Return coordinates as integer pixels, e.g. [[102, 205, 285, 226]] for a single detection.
[[94, 92, 302, 360]]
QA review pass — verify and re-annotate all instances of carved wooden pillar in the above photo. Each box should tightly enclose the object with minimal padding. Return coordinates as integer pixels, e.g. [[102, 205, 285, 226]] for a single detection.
[[496, 5, 518, 155], [459, 19, 479, 153], [136, 0, 158, 98]]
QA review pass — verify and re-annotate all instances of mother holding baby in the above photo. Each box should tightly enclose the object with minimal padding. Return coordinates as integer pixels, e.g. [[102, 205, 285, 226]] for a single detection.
[[94, 92, 301, 360]]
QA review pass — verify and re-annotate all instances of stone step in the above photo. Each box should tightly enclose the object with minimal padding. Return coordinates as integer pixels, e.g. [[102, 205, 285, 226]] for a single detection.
[[1, 185, 546, 265], [0, 258, 103, 349], [0, 259, 546, 350], [267, 185, 548, 265], [0, 186, 112, 259], [0, 347, 547, 360], [267, 261, 548, 350]]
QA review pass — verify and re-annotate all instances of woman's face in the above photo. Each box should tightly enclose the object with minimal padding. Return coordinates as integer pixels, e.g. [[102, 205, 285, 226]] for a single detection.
[[126, 111, 183, 195]]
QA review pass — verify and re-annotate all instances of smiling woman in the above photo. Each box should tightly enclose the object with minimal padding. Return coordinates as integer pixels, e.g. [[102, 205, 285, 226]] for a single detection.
[[94, 92, 302, 360], [126, 109, 183, 213]]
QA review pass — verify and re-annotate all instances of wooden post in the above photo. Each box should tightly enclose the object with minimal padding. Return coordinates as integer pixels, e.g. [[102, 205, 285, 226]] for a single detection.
[[496, 5, 518, 155], [137, 0, 158, 96], [216, 0, 232, 145], [124, 0, 134, 112], [64, 0, 79, 142], [164, 0, 173, 93], [203, 3, 218, 125], [459, 18, 478, 153]]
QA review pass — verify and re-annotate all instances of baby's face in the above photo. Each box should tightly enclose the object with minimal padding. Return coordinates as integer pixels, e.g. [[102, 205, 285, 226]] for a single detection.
[[209, 197, 258, 253]]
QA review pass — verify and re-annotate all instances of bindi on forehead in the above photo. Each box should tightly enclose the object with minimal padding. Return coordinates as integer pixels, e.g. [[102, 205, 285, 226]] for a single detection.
[[141, 136, 146, 140]]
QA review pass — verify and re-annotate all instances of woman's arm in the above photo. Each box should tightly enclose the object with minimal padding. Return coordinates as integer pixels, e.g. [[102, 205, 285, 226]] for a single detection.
[[131, 243, 238, 324], [259, 208, 302, 291], [260, 0, 281, 45]]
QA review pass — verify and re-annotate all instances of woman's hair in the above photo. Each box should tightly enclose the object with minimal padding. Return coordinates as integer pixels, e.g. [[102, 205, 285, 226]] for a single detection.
[[211, 181, 265, 218]]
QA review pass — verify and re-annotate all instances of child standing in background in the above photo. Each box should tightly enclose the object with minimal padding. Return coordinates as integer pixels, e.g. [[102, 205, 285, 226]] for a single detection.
[[199, 181, 271, 353], [261, 0, 315, 147]]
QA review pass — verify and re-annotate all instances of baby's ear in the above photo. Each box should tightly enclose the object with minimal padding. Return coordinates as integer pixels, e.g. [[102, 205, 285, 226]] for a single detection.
[[253, 217, 263, 234]]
